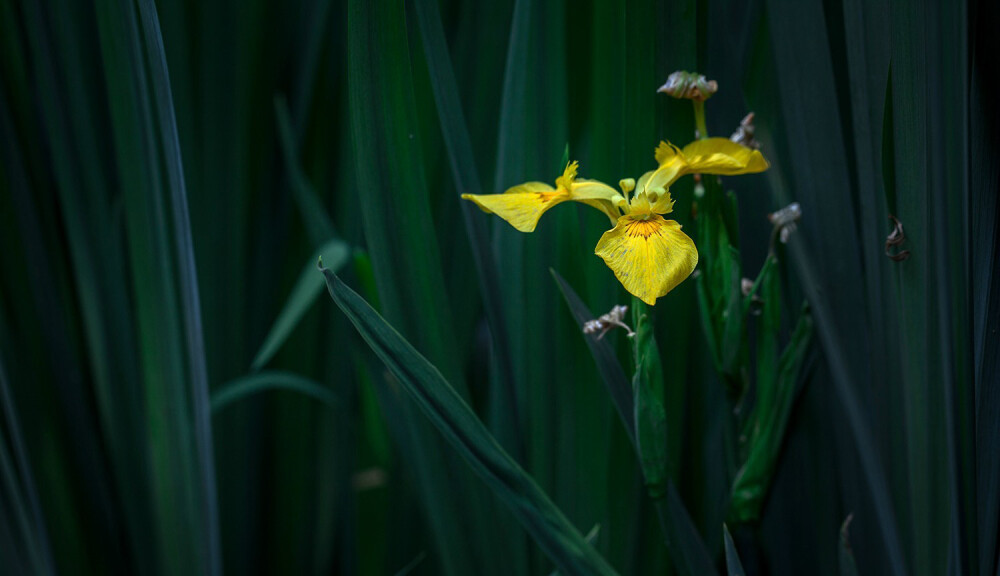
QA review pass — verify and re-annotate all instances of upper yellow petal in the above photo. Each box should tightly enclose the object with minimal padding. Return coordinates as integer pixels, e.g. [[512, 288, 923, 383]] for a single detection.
[[641, 143, 688, 192], [643, 139, 769, 191], [462, 182, 568, 232], [680, 138, 769, 175], [594, 214, 698, 305], [555, 161, 579, 190]]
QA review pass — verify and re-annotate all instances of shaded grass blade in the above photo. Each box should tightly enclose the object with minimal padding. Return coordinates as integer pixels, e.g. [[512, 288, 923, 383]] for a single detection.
[[211, 371, 340, 413], [551, 270, 635, 441], [839, 515, 860, 576], [723, 524, 746, 576], [0, 353, 55, 576], [320, 265, 618, 575], [134, 2, 221, 572], [251, 239, 349, 371], [94, 0, 221, 571], [275, 95, 336, 244], [971, 3, 1000, 575], [346, 0, 498, 571], [551, 270, 716, 576], [412, 0, 521, 457], [730, 303, 814, 522]]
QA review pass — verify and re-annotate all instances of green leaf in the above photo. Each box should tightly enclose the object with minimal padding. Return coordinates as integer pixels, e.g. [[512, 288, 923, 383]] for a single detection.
[[393, 552, 427, 576], [319, 265, 618, 576], [0, 353, 55, 576], [411, 0, 521, 457], [94, 0, 222, 571], [251, 239, 349, 371], [729, 303, 813, 522], [274, 96, 336, 245], [724, 524, 746, 576], [971, 5, 1000, 576], [631, 297, 669, 497], [839, 515, 859, 576], [347, 0, 497, 572], [754, 0, 909, 570], [347, 0, 461, 387], [551, 271, 715, 576], [211, 371, 340, 413], [551, 269, 635, 442]]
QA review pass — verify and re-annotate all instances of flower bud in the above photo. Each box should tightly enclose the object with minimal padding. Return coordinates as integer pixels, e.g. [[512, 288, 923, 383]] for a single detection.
[[657, 71, 718, 101], [618, 178, 636, 194]]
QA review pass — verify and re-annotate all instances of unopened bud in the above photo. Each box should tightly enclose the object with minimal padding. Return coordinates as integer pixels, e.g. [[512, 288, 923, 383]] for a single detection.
[[619, 178, 636, 194], [657, 71, 718, 102]]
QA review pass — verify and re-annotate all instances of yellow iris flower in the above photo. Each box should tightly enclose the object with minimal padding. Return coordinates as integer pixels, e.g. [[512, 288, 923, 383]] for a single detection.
[[463, 138, 768, 305]]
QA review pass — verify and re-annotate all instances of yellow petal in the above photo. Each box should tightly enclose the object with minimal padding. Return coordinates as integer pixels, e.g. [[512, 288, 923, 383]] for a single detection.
[[594, 214, 698, 305], [462, 182, 568, 232], [643, 139, 769, 191], [571, 178, 619, 201], [680, 138, 769, 175], [641, 143, 688, 192], [462, 164, 624, 231], [555, 161, 579, 190], [571, 178, 621, 224]]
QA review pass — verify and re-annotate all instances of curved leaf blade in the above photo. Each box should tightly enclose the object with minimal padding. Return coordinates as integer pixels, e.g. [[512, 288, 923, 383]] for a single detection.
[[319, 265, 618, 576]]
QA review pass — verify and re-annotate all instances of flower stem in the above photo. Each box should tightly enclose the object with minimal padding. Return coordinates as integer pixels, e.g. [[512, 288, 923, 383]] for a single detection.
[[630, 295, 668, 499], [692, 100, 709, 140]]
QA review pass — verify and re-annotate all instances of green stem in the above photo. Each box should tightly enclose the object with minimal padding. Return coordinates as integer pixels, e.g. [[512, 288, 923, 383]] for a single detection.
[[692, 100, 709, 139], [630, 295, 668, 499]]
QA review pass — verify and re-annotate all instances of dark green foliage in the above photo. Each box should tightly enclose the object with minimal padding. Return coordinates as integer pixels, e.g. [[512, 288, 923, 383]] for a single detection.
[[320, 265, 617, 575], [0, 0, 995, 574]]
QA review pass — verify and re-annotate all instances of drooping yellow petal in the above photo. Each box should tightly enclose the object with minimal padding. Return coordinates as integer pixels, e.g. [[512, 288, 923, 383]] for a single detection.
[[462, 162, 623, 231], [594, 214, 698, 305], [462, 182, 569, 232], [680, 138, 769, 175]]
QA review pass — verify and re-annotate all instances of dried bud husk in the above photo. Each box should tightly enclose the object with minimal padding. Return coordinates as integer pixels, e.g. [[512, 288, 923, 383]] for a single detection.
[[582, 304, 634, 339], [657, 71, 718, 102], [730, 112, 760, 149], [768, 202, 802, 244]]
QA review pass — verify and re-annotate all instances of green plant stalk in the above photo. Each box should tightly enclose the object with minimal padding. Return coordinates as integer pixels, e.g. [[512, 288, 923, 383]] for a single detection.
[[691, 98, 746, 490], [630, 295, 669, 499]]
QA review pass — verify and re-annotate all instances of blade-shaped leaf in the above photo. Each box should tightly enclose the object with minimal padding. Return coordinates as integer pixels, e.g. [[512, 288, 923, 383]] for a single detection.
[[551, 269, 635, 442], [730, 303, 814, 522], [839, 514, 860, 576], [319, 264, 618, 576], [251, 239, 349, 371], [724, 524, 746, 576], [551, 270, 716, 576], [211, 371, 340, 413]]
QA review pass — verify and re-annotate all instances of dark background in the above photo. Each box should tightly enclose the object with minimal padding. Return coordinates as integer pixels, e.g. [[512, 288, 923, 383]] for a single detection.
[[1, 0, 997, 574]]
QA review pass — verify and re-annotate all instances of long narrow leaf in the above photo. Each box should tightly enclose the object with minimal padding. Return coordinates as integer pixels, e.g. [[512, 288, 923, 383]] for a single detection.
[[551, 269, 716, 576], [319, 264, 617, 576], [211, 372, 340, 413], [723, 524, 746, 576], [251, 239, 349, 371]]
